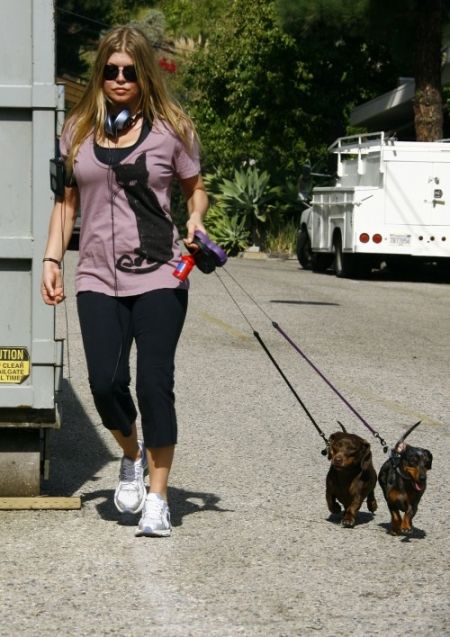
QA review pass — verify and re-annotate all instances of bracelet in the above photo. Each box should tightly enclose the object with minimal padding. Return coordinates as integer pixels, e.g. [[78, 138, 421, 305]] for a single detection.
[[42, 257, 61, 268]]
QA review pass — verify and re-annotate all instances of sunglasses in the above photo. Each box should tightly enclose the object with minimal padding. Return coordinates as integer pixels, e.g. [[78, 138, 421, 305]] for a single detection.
[[103, 64, 138, 82]]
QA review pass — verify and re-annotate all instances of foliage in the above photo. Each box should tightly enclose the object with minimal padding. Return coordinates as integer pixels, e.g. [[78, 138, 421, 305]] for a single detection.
[[55, 0, 450, 248], [264, 219, 298, 256], [217, 166, 278, 224], [128, 9, 166, 46], [278, 1, 400, 142], [180, 0, 312, 183], [277, 0, 369, 34], [55, 0, 151, 76], [156, 0, 230, 39], [213, 166, 281, 246], [277, 0, 450, 140], [204, 206, 251, 256], [204, 166, 304, 253], [273, 180, 304, 221], [364, 0, 450, 74], [180, 0, 401, 185], [259, 180, 306, 255]]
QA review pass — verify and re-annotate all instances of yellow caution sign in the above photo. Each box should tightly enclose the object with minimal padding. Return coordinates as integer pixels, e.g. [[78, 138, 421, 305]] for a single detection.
[[0, 347, 30, 384]]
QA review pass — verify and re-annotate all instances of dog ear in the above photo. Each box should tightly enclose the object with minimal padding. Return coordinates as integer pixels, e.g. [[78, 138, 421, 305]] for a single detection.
[[360, 442, 373, 470], [424, 450, 433, 470], [327, 434, 336, 460]]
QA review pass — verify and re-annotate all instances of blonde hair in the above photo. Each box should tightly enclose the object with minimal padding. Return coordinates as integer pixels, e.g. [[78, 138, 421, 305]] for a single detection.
[[64, 25, 197, 171]]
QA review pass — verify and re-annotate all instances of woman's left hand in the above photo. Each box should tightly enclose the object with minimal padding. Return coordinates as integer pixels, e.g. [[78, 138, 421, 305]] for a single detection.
[[184, 211, 207, 248]]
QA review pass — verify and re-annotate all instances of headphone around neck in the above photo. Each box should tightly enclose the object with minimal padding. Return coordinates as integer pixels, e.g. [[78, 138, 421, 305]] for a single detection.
[[105, 109, 138, 137]]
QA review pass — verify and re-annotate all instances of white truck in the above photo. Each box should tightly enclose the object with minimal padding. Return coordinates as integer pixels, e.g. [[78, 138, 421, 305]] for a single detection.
[[297, 132, 450, 277]]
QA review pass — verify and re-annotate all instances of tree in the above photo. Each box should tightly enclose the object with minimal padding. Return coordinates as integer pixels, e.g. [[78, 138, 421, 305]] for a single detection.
[[366, 0, 446, 141], [413, 0, 443, 140], [55, 0, 152, 76], [180, 0, 367, 181], [156, 0, 229, 39], [179, 0, 399, 182], [278, 0, 450, 141], [180, 0, 312, 181]]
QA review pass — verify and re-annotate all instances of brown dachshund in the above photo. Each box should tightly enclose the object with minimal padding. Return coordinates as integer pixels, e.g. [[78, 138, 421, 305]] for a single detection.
[[378, 440, 432, 535], [326, 431, 378, 527]]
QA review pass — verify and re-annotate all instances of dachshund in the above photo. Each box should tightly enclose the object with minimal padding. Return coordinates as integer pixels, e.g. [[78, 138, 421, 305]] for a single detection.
[[326, 428, 378, 528], [378, 427, 432, 535]]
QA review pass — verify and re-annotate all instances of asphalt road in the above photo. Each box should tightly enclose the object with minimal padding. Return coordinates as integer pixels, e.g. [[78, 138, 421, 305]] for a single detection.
[[1, 252, 449, 636]]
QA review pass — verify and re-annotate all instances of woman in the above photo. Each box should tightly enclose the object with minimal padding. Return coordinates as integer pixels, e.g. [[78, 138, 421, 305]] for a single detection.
[[41, 26, 208, 537]]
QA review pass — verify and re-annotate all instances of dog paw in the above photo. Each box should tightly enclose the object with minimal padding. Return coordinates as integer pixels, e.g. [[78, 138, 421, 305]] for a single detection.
[[401, 526, 413, 536], [342, 517, 355, 528]]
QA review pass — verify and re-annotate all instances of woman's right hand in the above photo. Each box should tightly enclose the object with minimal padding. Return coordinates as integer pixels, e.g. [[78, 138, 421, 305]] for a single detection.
[[41, 262, 65, 305]]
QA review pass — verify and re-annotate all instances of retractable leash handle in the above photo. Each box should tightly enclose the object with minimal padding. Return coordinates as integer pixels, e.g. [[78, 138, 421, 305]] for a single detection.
[[173, 230, 227, 281]]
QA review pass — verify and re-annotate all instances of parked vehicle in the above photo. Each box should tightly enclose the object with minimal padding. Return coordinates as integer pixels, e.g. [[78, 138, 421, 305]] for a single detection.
[[297, 132, 450, 276]]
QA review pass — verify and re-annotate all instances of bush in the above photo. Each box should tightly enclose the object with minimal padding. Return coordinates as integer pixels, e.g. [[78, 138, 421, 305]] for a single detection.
[[204, 205, 251, 255], [203, 166, 303, 255]]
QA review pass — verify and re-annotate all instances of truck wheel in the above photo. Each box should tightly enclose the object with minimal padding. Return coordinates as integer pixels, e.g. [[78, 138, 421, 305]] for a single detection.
[[296, 229, 312, 269], [333, 233, 355, 278]]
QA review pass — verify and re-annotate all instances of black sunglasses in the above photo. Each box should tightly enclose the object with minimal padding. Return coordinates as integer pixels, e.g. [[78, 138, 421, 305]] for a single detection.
[[103, 64, 138, 82]]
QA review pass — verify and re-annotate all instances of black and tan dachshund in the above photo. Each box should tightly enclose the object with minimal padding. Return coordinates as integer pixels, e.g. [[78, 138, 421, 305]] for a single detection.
[[326, 429, 378, 528], [378, 434, 432, 535]]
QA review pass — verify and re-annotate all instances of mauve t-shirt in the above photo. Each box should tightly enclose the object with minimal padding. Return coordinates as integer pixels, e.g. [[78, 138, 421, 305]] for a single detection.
[[59, 119, 201, 296]]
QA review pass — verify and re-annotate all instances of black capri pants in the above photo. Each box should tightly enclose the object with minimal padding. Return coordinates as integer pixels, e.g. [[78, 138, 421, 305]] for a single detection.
[[77, 288, 188, 448]]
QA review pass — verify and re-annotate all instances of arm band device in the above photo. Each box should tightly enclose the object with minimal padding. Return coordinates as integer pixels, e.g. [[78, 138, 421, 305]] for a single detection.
[[49, 157, 66, 198]]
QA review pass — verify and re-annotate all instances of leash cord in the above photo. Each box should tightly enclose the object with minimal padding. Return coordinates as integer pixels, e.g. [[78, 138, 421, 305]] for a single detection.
[[253, 329, 329, 445], [272, 321, 387, 451], [58, 199, 72, 381], [214, 270, 329, 447], [217, 265, 388, 452]]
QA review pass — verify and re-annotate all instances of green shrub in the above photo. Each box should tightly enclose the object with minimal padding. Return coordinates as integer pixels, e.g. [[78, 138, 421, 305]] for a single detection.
[[213, 165, 279, 246], [264, 219, 298, 256], [204, 205, 251, 255]]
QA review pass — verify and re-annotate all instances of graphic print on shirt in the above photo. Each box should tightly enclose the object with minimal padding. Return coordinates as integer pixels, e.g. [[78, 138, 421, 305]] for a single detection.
[[112, 152, 174, 274]]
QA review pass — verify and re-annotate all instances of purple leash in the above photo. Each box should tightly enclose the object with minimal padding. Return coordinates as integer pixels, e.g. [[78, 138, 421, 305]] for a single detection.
[[217, 266, 389, 452], [272, 321, 388, 452]]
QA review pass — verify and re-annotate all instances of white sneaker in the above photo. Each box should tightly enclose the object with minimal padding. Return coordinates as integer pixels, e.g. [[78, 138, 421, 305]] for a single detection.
[[114, 441, 148, 514], [135, 493, 172, 537]]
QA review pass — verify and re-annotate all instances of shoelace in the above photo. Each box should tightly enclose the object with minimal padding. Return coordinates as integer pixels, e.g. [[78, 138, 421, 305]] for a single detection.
[[119, 456, 140, 488]]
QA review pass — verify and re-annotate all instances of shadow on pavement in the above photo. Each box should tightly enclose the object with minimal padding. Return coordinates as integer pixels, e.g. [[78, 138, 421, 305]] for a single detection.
[[378, 521, 427, 540], [305, 262, 450, 284], [270, 300, 340, 306], [169, 487, 233, 527], [369, 265, 450, 284], [43, 379, 232, 530], [44, 379, 115, 497], [327, 511, 375, 527], [81, 486, 232, 528]]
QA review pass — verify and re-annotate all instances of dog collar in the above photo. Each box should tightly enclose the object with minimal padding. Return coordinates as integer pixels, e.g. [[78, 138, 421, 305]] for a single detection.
[[395, 465, 411, 481]]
